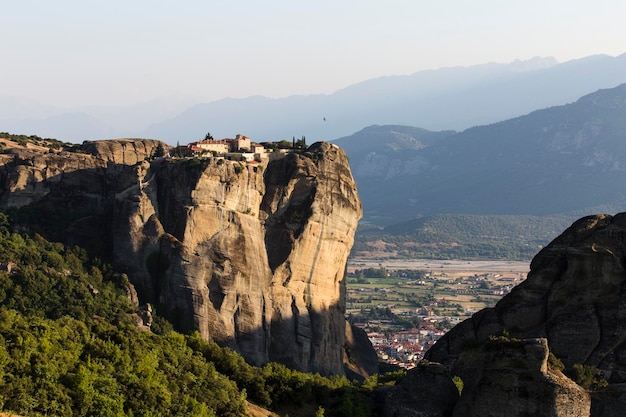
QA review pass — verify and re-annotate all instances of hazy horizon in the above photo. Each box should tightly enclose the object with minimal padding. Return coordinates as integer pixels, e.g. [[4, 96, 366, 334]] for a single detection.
[[4, 0, 626, 109]]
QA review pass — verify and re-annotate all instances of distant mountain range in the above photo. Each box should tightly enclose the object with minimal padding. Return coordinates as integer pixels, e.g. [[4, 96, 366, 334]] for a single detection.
[[2, 53, 626, 143], [337, 83, 626, 227]]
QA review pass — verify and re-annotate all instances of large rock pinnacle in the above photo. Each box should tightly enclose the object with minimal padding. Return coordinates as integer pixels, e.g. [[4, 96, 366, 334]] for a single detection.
[[0, 139, 364, 375]]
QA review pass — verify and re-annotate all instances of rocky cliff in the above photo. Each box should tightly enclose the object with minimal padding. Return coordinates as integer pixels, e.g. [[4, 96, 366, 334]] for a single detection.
[[0, 138, 365, 376], [382, 213, 626, 417], [381, 338, 591, 417], [381, 213, 626, 416], [425, 213, 626, 383], [451, 338, 590, 417]]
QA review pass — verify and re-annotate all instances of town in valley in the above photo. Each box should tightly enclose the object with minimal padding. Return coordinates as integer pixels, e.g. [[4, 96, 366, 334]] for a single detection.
[[345, 258, 530, 369]]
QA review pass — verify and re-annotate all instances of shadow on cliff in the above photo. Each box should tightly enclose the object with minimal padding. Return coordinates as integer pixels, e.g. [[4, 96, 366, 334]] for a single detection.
[[1, 153, 377, 378], [2, 155, 207, 260], [2, 166, 131, 258]]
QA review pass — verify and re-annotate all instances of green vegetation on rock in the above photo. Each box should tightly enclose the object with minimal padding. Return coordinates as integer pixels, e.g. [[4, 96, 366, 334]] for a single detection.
[[354, 213, 576, 260], [0, 211, 387, 417]]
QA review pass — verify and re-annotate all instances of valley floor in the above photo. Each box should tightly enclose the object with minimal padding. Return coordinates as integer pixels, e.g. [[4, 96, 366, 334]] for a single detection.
[[346, 258, 531, 369], [347, 258, 530, 276]]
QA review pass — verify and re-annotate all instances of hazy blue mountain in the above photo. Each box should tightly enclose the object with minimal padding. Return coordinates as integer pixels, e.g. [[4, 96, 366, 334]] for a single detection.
[[144, 53, 626, 143], [4, 54, 626, 144], [344, 83, 626, 225], [0, 95, 199, 142], [332, 125, 456, 182]]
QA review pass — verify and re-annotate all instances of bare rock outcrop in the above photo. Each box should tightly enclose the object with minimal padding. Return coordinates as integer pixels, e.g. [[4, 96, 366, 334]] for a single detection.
[[411, 213, 626, 415], [380, 338, 589, 417], [344, 321, 380, 380], [379, 361, 459, 417], [590, 385, 626, 416], [79, 138, 166, 165], [0, 139, 365, 376], [425, 213, 626, 384], [452, 338, 590, 417], [379, 213, 626, 416]]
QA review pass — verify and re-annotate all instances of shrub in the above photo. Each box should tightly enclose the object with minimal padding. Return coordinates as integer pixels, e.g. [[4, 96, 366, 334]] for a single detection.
[[452, 375, 463, 395], [565, 364, 608, 390]]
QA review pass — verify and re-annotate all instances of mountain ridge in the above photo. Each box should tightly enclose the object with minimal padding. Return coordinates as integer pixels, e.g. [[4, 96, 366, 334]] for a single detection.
[[341, 83, 626, 226], [3, 53, 626, 143]]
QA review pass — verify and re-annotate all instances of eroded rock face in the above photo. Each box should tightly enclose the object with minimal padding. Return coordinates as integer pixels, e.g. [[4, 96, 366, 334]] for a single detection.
[[344, 321, 380, 380], [413, 213, 626, 415], [426, 213, 626, 384], [380, 338, 591, 417], [452, 338, 590, 417], [379, 361, 459, 417], [79, 138, 166, 165], [0, 139, 364, 375]]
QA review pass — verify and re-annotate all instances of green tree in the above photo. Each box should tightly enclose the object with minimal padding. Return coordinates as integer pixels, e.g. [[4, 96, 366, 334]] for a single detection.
[[153, 143, 165, 158], [174, 140, 183, 157]]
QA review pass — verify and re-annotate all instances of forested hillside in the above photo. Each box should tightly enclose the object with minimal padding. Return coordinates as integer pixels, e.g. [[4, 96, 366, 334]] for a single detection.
[[353, 213, 577, 260], [339, 84, 626, 228], [0, 211, 394, 417]]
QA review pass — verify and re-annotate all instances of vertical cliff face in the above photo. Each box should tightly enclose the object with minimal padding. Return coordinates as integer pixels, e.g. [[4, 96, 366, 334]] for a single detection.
[[0, 139, 363, 375], [451, 338, 590, 417], [260, 144, 361, 373]]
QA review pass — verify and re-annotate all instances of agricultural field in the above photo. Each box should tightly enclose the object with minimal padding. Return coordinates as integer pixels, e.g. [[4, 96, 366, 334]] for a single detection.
[[346, 258, 530, 321]]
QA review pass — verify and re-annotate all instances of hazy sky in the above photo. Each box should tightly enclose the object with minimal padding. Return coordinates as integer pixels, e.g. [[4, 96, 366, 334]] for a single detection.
[[4, 0, 626, 108]]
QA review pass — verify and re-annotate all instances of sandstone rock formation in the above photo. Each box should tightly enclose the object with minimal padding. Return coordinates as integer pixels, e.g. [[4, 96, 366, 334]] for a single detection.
[[409, 213, 626, 416], [452, 338, 590, 417], [378, 213, 626, 416], [344, 321, 380, 380], [379, 361, 459, 417], [0, 139, 365, 376], [425, 213, 626, 384], [79, 138, 166, 165], [380, 338, 590, 417]]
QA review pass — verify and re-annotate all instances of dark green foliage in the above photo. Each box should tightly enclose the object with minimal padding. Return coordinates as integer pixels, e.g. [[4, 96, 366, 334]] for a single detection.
[[0, 132, 70, 150], [547, 352, 565, 372], [0, 210, 393, 416], [355, 213, 575, 260], [278, 140, 292, 149], [484, 333, 523, 350], [152, 143, 165, 158], [565, 364, 608, 391], [295, 136, 306, 149], [184, 156, 210, 170], [0, 311, 247, 416]]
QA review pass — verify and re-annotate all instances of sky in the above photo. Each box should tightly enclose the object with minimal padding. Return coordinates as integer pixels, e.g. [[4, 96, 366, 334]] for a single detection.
[[3, 0, 626, 109]]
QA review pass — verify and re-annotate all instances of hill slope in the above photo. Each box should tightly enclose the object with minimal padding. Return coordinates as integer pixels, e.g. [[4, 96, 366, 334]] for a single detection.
[[341, 83, 626, 225]]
